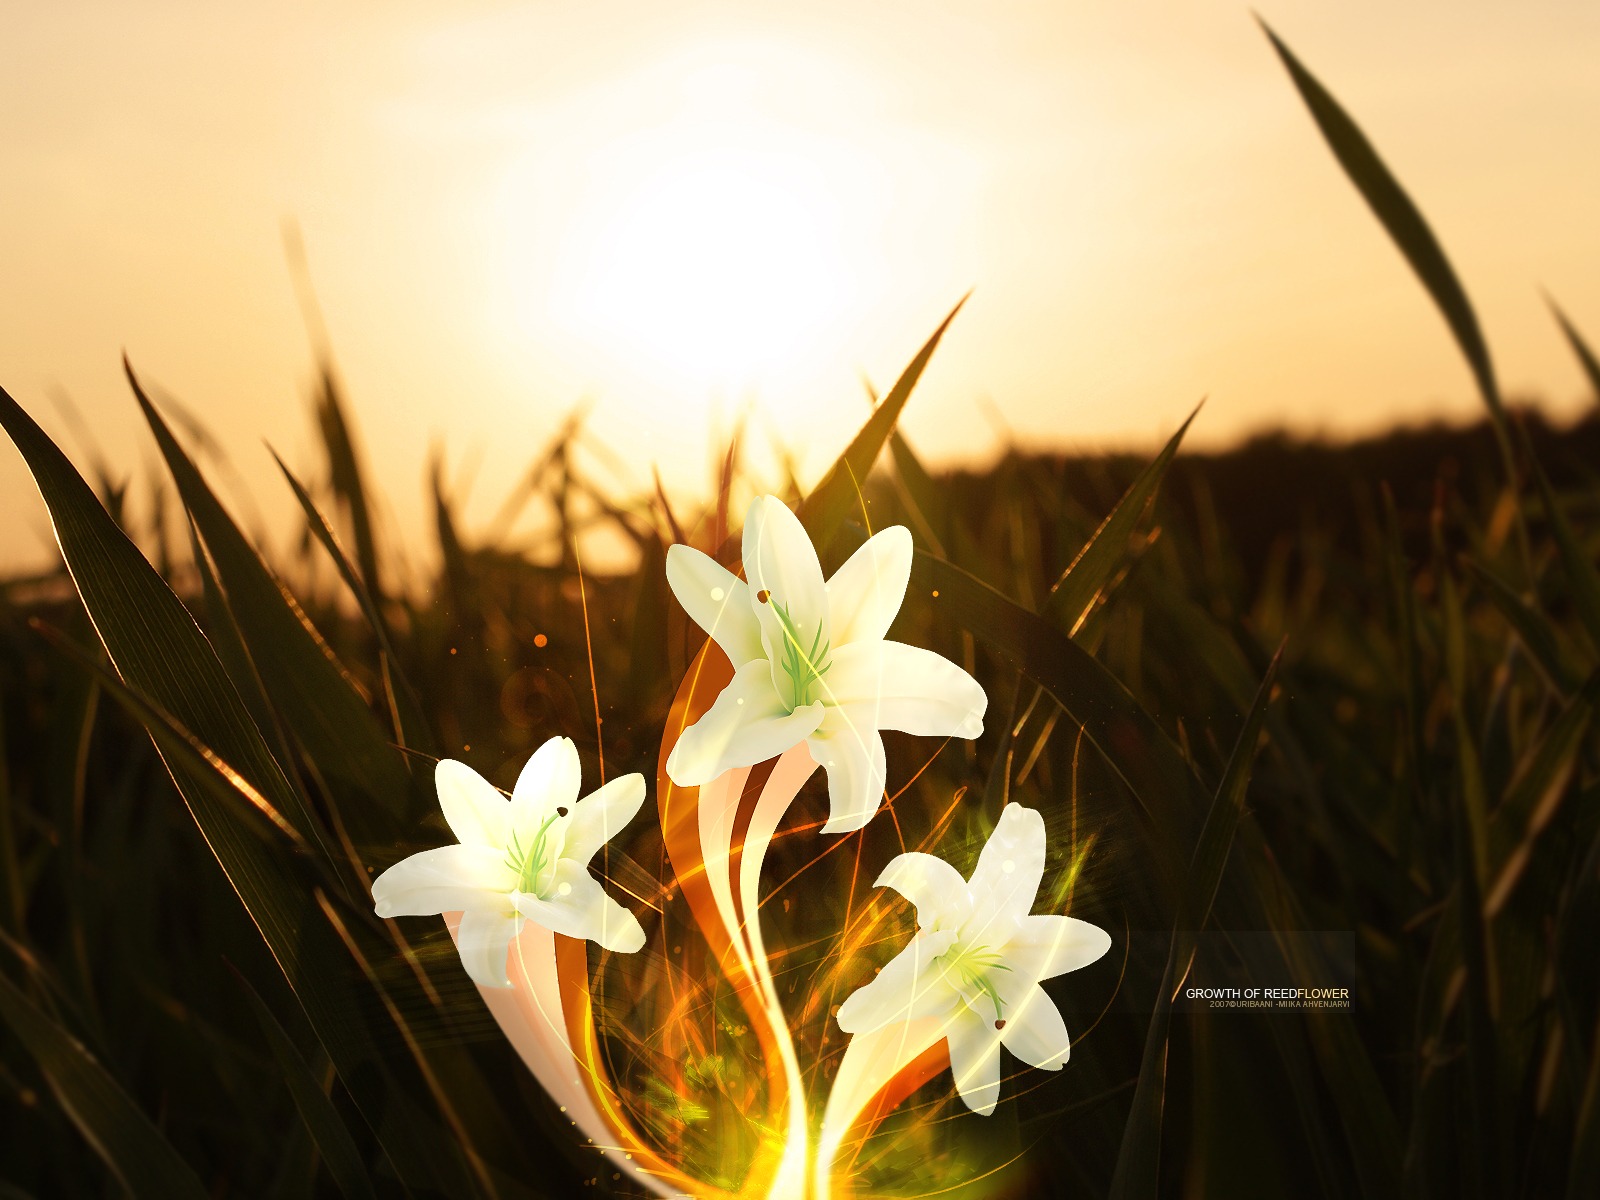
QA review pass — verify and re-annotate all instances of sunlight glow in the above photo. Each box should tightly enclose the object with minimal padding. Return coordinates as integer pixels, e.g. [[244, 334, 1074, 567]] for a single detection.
[[494, 42, 897, 400], [568, 148, 852, 382]]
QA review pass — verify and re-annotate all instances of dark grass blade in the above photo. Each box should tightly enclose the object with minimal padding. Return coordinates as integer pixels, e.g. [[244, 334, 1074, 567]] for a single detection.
[[1521, 430, 1600, 655], [0, 383, 306, 837], [234, 968, 380, 1200], [1110, 645, 1282, 1198], [1573, 1010, 1600, 1200], [894, 540, 1208, 883], [314, 368, 383, 605], [1259, 20, 1501, 422], [0, 971, 210, 1200], [1467, 560, 1583, 694], [1484, 672, 1598, 916], [1044, 404, 1201, 635], [798, 296, 967, 554], [1547, 296, 1600, 408], [0, 382, 476, 1196], [128, 365, 417, 837], [272, 450, 436, 757], [31, 621, 310, 853]]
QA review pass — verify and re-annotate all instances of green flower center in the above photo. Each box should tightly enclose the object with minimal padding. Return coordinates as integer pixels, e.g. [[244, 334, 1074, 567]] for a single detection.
[[770, 598, 831, 710], [938, 941, 1011, 1021], [503, 809, 562, 896]]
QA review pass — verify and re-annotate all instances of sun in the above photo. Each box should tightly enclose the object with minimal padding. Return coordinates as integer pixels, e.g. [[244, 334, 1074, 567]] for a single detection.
[[567, 145, 851, 383], [494, 45, 892, 398]]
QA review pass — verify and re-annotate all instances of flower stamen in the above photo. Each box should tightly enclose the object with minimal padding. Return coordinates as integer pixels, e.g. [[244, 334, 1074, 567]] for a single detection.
[[771, 598, 831, 709]]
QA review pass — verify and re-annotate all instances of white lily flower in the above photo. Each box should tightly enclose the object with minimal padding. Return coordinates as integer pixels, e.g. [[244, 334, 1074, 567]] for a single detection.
[[371, 736, 647, 987], [835, 804, 1110, 1115], [664, 494, 987, 834]]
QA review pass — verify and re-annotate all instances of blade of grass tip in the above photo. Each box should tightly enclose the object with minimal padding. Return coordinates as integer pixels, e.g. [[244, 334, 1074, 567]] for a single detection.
[[1520, 426, 1600, 655], [232, 966, 380, 1200], [1258, 20, 1500, 424], [272, 449, 436, 757], [1260, 19, 1532, 572], [1044, 403, 1201, 636], [127, 363, 415, 837], [0, 971, 211, 1200], [797, 295, 968, 555], [1110, 644, 1283, 1200], [1546, 295, 1600, 408]]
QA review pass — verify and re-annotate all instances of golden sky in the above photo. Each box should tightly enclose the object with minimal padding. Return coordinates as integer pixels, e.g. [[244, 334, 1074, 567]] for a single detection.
[[4, 1, 1599, 573]]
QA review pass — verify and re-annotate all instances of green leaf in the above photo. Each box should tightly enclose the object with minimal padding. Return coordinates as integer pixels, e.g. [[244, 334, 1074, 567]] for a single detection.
[[1043, 404, 1201, 635], [128, 365, 417, 839], [1259, 20, 1501, 422], [1109, 646, 1282, 1199], [798, 297, 966, 555], [234, 968, 380, 1200], [0, 971, 210, 1200], [1547, 296, 1600, 408]]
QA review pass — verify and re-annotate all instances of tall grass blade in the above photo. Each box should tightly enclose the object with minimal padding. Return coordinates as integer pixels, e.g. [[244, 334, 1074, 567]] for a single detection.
[[315, 368, 384, 605], [1547, 297, 1600, 407], [234, 969, 380, 1200], [1110, 645, 1281, 1198], [1259, 21, 1501, 422], [0, 971, 210, 1200], [1522, 433, 1600, 654], [128, 366, 416, 834], [272, 450, 435, 756], [798, 296, 967, 554], [0, 382, 474, 1196], [1044, 404, 1200, 635]]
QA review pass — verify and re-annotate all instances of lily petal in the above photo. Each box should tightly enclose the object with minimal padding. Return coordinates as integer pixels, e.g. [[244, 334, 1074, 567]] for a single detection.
[[968, 804, 1046, 928], [1008, 915, 1113, 982], [371, 844, 517, 917], [836, 930, 959, 1034], [742, 496, 830, 698], [456, 909, 522, 988], [821, 640, 986, 740], [875, 852, 971, 930], [997, 982, 1072, 1071], [945, 1009, 1003, 1116], [435, 759, 508, 848], [562, 773, 646, 867], [666, 660, 825, 785], [808, 715, 887, 834], [826, 525, 912, 647], [513, 861, 645, 953], [509, 736, 582, 843], [665, 544, 765, 667]]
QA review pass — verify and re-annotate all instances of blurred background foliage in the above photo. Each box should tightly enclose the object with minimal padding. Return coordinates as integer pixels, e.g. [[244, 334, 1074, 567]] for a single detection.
[[2, 24, 1599, 1200]]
